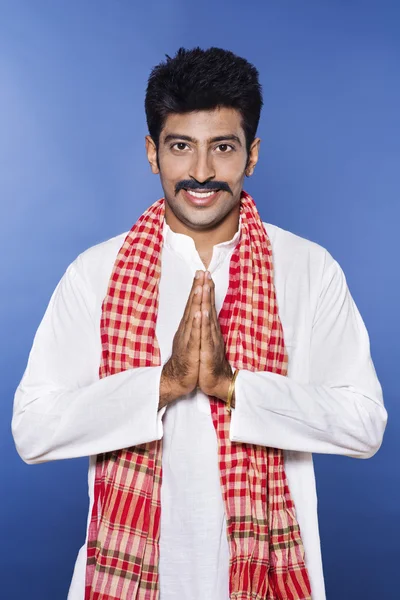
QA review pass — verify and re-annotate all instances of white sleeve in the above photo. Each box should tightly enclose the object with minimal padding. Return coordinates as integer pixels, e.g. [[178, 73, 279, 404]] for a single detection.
[[11, 261, 165, 464], [229, 259, 387, 458]]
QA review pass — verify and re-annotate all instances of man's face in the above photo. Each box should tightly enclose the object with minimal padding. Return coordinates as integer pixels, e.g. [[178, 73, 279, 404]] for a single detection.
[[146, 107, 259, 231]]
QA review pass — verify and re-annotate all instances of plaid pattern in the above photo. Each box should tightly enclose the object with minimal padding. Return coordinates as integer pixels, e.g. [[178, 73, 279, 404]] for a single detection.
[[84, 191, 311, 600]]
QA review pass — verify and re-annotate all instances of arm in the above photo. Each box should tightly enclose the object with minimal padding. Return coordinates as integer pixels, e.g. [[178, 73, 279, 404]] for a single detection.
[[12, 260, 165, 464], [230, 258, 387, 458]]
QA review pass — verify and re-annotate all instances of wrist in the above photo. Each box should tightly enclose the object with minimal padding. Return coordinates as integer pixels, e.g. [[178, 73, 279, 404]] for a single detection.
[[212, 375, 232, 402], [159, 363, 184, 409], [212, 364, 234, 402], [226, 369, 239, 411]]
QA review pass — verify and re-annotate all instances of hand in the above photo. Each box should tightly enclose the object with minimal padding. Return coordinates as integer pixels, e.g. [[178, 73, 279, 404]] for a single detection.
[[198, 272, 233, 400], [159, 271, 203, 409]]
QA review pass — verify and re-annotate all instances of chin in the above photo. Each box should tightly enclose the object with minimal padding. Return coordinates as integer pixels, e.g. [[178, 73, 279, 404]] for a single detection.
[[180, 217, 217, 231]]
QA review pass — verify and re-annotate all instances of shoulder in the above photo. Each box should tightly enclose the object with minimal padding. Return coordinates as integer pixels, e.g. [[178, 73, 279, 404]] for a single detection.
[[263, 221, 337, 277], [262, 222, 344, 308], [68, 231, 129, 300], [75, 231, 128, 270], [262, 223, 349, 335]]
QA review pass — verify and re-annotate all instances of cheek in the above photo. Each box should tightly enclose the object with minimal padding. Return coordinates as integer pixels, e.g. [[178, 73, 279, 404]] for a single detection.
[[223, 171, 246, 193], [160, 156, 190, 185], [217, 155, 246, 181]]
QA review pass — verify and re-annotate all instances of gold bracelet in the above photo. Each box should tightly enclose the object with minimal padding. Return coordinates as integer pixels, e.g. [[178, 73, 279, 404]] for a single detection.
[[226, 369, 239, 413]]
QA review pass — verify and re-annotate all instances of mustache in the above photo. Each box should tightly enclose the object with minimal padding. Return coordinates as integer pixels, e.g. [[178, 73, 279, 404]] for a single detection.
[[175, 180, 232, 195]]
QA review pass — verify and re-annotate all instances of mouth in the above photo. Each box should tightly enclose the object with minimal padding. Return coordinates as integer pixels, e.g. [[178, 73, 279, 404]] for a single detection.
[[181, 188, 222, 206]]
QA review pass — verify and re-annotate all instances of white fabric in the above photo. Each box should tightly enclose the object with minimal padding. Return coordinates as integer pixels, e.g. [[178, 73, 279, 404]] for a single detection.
[[12, 218, 387, 600]]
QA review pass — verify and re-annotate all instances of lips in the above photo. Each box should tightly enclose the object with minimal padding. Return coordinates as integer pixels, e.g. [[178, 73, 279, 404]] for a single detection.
[[182, 188, 221, 206]]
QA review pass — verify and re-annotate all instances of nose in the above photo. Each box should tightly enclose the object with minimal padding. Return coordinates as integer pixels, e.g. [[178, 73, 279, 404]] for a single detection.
[[188, 148, 216, 184]]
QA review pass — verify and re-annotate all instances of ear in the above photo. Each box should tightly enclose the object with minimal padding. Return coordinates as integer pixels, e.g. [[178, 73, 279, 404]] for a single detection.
[[245, 137, 261, 177], [145, 135, 160, 174]]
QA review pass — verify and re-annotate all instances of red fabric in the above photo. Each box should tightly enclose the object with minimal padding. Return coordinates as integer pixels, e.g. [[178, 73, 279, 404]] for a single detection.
[[85, 191, 311, 599]]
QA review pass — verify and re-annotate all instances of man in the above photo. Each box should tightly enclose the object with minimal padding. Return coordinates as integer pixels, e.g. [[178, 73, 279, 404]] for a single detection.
[[12, 47, 387, 600]]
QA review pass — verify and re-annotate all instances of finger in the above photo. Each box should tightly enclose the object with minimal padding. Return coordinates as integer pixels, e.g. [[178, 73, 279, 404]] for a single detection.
[[204, 272, 224, 346], [200, 283, 212, 340], [200, 307, 213, 350], [201, 271, 213, 310], [183, 278, 204, 343], [187, 310, 202, 350], [201, 281, 210, 310], [204, 271, 219, 327], [182, 271, 204, 325], [183, 292, 203, 345], [210, 314, 221, 346], [190, 282, 203, 312]]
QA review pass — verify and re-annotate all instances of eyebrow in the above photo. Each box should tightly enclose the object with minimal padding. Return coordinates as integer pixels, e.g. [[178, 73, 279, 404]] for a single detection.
[[163, 133, 242, 147]]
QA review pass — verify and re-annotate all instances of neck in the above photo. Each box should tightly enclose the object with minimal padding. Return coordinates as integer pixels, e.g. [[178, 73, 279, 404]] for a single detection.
[[165, 204, 240, 269]]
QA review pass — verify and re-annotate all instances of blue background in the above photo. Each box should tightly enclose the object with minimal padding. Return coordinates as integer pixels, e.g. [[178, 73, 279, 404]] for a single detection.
[[1, 1, 399, 598]]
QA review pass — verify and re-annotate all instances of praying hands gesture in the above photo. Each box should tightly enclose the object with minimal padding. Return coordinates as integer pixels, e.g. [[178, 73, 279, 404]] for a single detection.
[[159, 270, 233, 409]]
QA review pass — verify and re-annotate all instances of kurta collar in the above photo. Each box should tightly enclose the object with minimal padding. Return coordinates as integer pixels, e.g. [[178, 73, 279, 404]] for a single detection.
[[162, 216, 242, 274]]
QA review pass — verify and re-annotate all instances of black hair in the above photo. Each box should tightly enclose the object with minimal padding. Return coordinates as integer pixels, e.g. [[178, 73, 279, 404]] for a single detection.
[[145, 47, 263, 159]]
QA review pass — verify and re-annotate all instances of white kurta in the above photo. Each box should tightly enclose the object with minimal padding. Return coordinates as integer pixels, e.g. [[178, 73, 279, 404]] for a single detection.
[[12, 218, 387, 600]]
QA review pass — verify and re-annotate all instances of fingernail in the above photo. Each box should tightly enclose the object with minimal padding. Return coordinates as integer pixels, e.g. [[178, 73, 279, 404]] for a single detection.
[[206, 271, 212, 279], [195, 271, 200, 279], [205, 285, 210, 292]]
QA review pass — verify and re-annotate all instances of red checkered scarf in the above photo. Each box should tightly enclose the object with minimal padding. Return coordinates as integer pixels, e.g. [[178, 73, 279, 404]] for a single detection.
[[85, 191, 311, 600]]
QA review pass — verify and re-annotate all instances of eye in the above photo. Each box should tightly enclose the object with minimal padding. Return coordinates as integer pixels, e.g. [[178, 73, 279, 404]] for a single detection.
[[216, 144, 234, 153], [171, 142, 189, 151]]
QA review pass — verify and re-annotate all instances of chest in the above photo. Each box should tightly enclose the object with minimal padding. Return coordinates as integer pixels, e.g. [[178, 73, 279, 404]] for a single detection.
[[156, 247, 315, 384]]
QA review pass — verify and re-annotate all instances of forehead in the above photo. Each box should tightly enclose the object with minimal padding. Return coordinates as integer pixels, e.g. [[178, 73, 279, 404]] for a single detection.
[[161, 107, 244, 140]]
